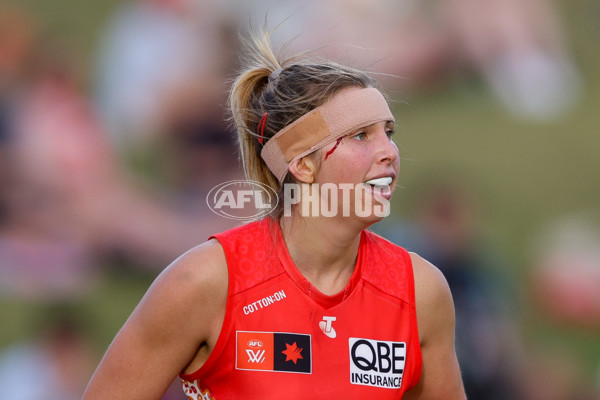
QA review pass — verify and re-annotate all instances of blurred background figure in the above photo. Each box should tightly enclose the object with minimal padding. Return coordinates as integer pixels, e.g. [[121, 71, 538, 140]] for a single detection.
[[1, 31, 100, 298], [93, 0, 241, 195], [0, 4, 35, 240], [0, 5, 34, 136], [530, 211, 600, 329], [525, 211, 600, 400], [0, 304, 95, 400], [94, 0, 230, 147], [440, 0, 582, 120], [1, 20, 236, 300], [376, 174, 526, 399]]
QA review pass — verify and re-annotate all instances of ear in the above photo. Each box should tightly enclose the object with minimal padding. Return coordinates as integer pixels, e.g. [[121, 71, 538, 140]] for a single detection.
[[288, 156, 317, 183]]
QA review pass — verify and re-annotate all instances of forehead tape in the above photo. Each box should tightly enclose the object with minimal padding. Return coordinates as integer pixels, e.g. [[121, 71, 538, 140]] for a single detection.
[[260, 87, 394, 183]]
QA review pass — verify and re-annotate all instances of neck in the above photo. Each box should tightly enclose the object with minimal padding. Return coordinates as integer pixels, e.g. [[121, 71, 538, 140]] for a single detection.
[[279, 212, 367, 295]]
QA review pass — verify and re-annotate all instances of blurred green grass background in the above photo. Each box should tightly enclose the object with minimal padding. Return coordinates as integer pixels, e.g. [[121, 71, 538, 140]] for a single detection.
[[1, 0, 599, 382]]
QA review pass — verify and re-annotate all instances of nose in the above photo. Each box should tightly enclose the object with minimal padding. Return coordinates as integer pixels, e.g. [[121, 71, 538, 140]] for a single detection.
[[375, 129, 399, 165]]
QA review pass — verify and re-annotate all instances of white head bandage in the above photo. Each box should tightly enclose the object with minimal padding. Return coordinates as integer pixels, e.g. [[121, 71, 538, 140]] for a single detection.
[[260, 87, 394, 183]]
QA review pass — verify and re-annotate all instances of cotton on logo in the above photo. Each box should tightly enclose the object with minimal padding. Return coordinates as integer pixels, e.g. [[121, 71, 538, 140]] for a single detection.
[[207, 180, 278, 221], [246, 349, 266, 363]]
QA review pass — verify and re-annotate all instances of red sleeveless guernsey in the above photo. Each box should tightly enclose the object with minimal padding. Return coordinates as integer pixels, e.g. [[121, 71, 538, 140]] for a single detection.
[[180, 219, 421, 399]]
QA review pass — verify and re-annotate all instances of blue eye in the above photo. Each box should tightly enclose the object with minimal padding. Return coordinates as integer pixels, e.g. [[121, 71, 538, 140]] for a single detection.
[[353, 132, 367, 141]]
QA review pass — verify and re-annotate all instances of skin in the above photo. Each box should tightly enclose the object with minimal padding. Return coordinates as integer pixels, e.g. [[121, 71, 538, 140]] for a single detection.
[[83, 115, 465, 400]]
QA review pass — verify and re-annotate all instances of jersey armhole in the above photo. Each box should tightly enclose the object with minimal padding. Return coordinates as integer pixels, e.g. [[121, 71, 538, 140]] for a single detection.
[[403, 249, 423, 391], [179, 237, 234, 382]]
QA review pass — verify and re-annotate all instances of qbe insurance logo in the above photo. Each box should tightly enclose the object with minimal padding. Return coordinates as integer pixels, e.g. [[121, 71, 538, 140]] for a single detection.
[[207, 180, 278, 221], [349, 338, 406, 389]]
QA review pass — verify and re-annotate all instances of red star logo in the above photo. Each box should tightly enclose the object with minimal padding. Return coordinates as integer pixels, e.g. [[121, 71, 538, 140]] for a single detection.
[[281, 342, 304, 364]]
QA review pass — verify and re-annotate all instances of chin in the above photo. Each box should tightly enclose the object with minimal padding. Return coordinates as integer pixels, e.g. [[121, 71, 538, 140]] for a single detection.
[[355, 191, 391, 220], [351, 202, 391, 228]]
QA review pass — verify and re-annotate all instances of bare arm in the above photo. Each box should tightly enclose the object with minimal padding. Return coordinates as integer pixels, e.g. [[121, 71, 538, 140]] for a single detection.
[[404, 253, 466, 400], [82, 239, 228, 400]]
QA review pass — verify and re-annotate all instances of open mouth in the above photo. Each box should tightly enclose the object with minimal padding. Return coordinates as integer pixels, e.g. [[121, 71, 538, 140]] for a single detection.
[[363, 177, 394, 201], [364, 177, 393, 187]]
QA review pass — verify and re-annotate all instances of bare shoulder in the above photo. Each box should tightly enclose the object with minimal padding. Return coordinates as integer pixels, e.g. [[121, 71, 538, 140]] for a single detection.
[[409, 252, 455, 345], [410, 252, 452, 304], [147, 238, 228, 315], [162, 238, 228, 288]]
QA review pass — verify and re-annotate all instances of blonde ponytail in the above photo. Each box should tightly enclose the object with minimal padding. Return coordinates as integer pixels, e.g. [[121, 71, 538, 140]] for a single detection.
[[229, 28, 283, 191]]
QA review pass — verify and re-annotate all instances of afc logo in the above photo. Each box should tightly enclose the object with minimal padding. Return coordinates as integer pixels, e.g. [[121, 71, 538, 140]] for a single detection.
[[246, 340, 265, 363], [348, 338, 406, 389]]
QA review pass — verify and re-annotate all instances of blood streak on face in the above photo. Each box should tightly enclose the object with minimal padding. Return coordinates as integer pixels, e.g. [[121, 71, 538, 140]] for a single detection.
[[324, 137, 344, 160]]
